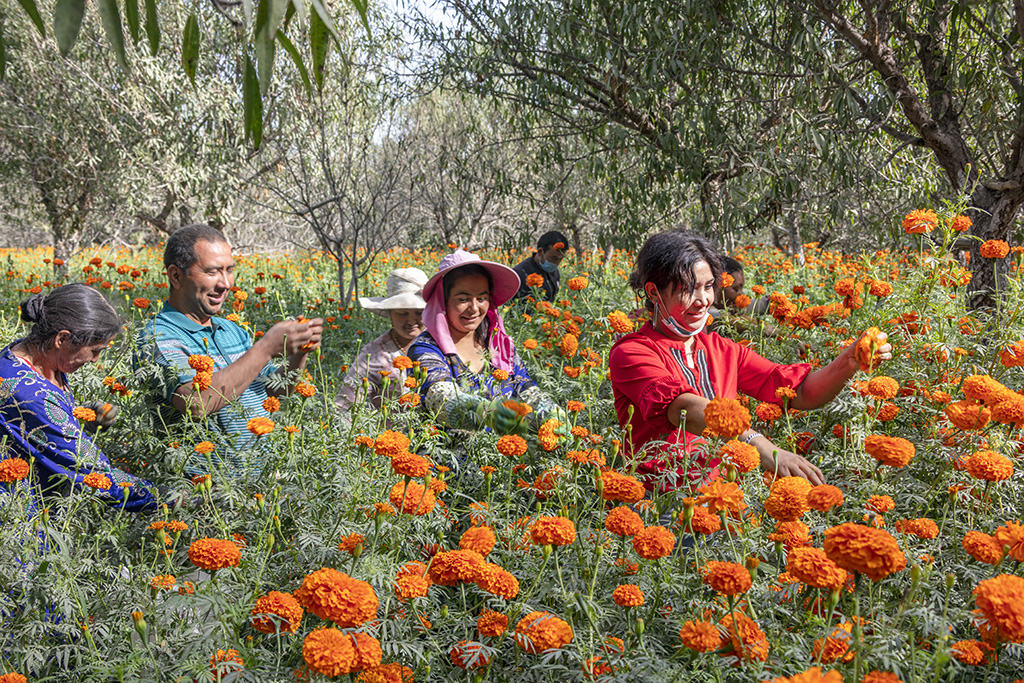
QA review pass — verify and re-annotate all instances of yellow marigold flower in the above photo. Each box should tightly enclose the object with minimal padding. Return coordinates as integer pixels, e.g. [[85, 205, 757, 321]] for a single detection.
[[632, 525, 675, 560], [703, 396, 751, 438], [965, 450, 1014, 482], [246, 417, 275, 436], [515, 611, 573, 653], [612, 584, 644, 607], [187, 538, 241, 571], [251, 591, 304, 634], [786, 546, 847, 590], [496, 434, 528, 457], [459, 526, 496, 557], [294, 568, 378, 628], [679, 619, 723, 652], [764, 476, 812, 522], [605, 506, 644, 537], [823, 522, 906, 581], [530, 516, 577, 546], [477, 609, 508, 637], [901, 209, 938, 234], [864, 434, 915, 468], [979, 240, 1010, 258], [0, 457, 31, 483], [702, 561, 752, 595]]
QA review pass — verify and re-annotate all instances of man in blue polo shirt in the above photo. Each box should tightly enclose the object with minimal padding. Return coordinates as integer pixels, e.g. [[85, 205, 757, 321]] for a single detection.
[[138, 224, 323, 477]]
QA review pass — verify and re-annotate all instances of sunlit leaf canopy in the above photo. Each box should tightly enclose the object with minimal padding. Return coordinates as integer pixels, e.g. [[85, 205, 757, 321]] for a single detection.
[[2, 0, 369, 147]]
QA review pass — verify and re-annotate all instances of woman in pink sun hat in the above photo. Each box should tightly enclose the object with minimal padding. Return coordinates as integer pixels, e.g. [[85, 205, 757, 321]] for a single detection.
[[409, 249, 562, 433]]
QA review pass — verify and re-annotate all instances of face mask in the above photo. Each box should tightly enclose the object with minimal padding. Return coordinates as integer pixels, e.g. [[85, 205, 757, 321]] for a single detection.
[[540, 259, 558, 273], [655, 301, 708, 338]]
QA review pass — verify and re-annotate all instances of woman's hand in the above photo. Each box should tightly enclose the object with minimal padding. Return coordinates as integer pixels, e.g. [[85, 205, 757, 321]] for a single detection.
[[83, 400, 118, 433], [754, 437, 825, 486]]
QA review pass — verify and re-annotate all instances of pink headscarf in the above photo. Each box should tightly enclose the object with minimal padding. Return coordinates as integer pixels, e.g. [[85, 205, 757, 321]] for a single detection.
[[422, 283, 517, 373]]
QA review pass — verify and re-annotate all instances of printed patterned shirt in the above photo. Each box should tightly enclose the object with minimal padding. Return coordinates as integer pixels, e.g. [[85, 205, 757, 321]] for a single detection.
[[0, 343, 157, 512], [136, 302, 274, 477]]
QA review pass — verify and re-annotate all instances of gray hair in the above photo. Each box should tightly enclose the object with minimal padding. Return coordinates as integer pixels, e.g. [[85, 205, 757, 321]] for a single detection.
[[20, 284, 121, 350]]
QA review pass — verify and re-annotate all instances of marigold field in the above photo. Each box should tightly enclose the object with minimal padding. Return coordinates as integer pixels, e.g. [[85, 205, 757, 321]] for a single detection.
[[3, 216, 1024, 682]]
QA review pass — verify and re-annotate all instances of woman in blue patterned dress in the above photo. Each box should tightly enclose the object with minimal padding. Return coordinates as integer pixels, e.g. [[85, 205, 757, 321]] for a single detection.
[[0, 284, 161, 512], [409, 250, 563, 433]]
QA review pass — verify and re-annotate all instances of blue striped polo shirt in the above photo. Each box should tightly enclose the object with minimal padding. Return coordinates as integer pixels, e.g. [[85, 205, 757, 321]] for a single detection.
[[137, 302, 275, 478]]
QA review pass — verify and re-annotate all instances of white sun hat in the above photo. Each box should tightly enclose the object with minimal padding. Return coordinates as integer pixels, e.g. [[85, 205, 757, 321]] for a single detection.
[[358, 268, 428, 316]]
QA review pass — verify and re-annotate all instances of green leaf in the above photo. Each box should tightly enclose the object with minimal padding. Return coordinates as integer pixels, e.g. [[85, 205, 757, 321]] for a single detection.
[[53, 0, 87, 56], [277, 29, 310, 96], [310, 6, 329, 92], [310, 0, 341, 41], [181, 11, 199, 85], [16, 0, 46, 38], [143, 0, 158, 55], [242, 0, 253, 25], [243, 53, 263, 148], [0, 24, 6, 81], [97, 0, 128, 70], [350, 0, 370, 35], [265, 0, 289, 37], [124, 0, 140, 44]]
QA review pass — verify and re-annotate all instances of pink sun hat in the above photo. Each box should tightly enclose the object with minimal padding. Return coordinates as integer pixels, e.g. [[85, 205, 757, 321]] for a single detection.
[[422, 249, 521, 308]]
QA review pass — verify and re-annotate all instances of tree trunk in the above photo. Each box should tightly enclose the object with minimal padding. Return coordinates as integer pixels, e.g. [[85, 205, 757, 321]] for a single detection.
[[966, 184, 1024, 309]]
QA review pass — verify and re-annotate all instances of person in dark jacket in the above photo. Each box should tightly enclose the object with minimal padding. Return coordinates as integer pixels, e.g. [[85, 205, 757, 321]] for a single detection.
[[512, 230, 568, 303]]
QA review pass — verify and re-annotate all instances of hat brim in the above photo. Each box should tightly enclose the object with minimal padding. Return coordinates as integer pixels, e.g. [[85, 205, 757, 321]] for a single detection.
[[423, 260, 521, 308], [358, 292, 427, 311]]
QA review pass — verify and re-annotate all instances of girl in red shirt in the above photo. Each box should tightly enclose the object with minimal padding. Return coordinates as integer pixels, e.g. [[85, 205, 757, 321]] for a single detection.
[[609, 231, 891, 491]]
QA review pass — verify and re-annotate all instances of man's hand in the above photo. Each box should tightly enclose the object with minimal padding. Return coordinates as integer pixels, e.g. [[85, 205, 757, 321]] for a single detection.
[[756, 440, 825, 486], [261, 318, 324, 357]]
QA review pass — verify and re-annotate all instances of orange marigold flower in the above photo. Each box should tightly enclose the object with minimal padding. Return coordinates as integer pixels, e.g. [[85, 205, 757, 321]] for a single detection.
[[187, 538, 241, 571], [72, 406, 97, 421], [812, 622, 854, 664], [679, 619, 724, 652], [864, 434, 915, 468], [703, 396, 751, 438], [188, 354, 215, 373], [686, 506, 722, 534], [999, 340, 1024, 368], [149, 574, 176, 591], [948, 214, 973, 232], [991, 394, 1024, 428], [477, 609, 508, 637], [525, 273, 545, 288], [459, 526, 496, 557], [894, 518, 939, 539], [696, 480, 745, 517], [515, 611, 574, 653], [450, 640, 490, 670], [531, 516, 577, 546], [394, 575, 431, 601], [866, 495, 895, 514], [632, 525, 675, 560], [965, 450, 1014, 482], [389, 480, 436, 515], [962, 374, 1010, 405], [391, 452, 431, 478], [862, 672, 904, 683], [523, 338, 538, 350], [869, 280, 894, 297], [855, 327, 885, 372], [607, 310, 634, 334], [807, 484, 844, 511], [764, 476, 813, 522], [824, 522, 906, 581], [295, 382, 317, 398], [566, 400, 586, 412], [605, 506, 644, 537], [251, 591, 304, 634], [768, 520, 811, 551], [374, 430, 411, 457], [567, 276, 589, 291], [719, 440, 760, 473], [538, 418, 562, 451], [612, 584, 645, 607], [356, 663, 414, 683], [474, 562, 520, 599], [703, 561, 752, 595], [945, 400, 991, 430], [993, 520, 1024, 562], [491, 368, 509, 381], [786, 546, 848, 590], [719, 611, 769, 664], [338, 533, 364, 554], [560, 333, 579, 357], [973, 573, 1024, 643], [428, 550, 485, 586], [294, 568, 378, 628], [755, 402, 783, 422], [979, 240, 1010, 259], [867, 376, 899, 400], [392, 355, 413, 370], [303, 628, 381, 677], [902, 209, 938, 234], [735, 294, 752, 309], [246, 417, 275, 436], [0, 457, 31, 483], [963, 531, 1005, 565], [496, 434, 528, 457], [951, 639, 994, 665], [600, 470, 646, 504]]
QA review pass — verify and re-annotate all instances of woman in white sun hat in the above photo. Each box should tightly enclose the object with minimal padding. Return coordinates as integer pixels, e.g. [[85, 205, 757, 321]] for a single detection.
[[335, 267, 428, 411], [409, 249, 563, 434]]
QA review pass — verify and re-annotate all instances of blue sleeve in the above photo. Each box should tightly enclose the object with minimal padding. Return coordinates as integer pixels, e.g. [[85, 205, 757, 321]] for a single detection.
[[409, 337, 455, 398], [508, 352, 538, 396], [1, 379, 158, 512]]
